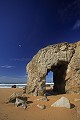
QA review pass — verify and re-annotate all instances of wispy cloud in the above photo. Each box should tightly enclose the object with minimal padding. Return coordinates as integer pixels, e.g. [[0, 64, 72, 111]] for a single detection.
[[73, 20, 80, 30], [0, 65, 15, 69], [18, 74, 27, 78], [10, 58, 31, 62], [58, 0, 80, 24], [0, 75, 27, 84]]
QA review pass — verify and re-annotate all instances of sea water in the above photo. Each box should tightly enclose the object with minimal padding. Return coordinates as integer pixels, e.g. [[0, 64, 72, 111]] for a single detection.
[[0, 84, 26, 88], [0, 83, 54, 88]]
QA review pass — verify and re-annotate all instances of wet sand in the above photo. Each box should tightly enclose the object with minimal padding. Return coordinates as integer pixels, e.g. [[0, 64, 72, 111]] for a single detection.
[[0, 88, 80, 120]]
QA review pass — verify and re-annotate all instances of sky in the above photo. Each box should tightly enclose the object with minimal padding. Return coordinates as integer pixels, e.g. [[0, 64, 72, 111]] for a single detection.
[[0, 0, 80, 83]]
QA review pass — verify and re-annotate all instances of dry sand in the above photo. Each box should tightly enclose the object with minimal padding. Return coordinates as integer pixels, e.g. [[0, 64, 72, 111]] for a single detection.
[[0, 88, 80, 120]]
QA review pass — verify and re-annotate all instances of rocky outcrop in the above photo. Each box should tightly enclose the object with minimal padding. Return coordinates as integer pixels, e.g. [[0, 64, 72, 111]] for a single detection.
[[26, 41, 80, 96]]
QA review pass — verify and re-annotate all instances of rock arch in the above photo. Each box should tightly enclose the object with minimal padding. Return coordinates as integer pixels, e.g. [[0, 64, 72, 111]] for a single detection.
[[26, 41, 80, 96]]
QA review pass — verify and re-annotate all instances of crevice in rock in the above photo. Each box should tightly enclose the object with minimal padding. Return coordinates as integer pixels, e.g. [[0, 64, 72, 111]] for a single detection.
[[68, 45, 76, 63]]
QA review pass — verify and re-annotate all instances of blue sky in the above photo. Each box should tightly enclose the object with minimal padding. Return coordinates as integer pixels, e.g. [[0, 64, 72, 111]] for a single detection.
[[0, 0, 80, 83]]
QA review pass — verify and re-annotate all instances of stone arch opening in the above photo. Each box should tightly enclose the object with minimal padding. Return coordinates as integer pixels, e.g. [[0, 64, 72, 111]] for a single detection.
[[46, 61, 68, 95], [46, 71, 53, 83], [46, 71, 54, 95]]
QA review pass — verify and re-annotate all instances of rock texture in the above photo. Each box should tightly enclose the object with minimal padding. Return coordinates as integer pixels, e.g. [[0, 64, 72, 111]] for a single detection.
[[26, 41, 80, 96], [51, 97, 70, 108], [5, 92, 27, 104], [5, 92, 27, 109], [37, 104, 46, 109], [15, 98, 27, 109], [34, 96, 48, 101]]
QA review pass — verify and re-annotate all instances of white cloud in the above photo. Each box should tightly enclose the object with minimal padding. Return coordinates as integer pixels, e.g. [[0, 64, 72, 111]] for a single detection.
[[73, 20, 80, 30], [10, 58, 31, 62], [0, 65, 15, 69]]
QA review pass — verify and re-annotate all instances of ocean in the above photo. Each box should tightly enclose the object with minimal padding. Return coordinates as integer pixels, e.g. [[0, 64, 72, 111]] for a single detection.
[[0, 83, 54, 88], [0, 84, 26, 88]]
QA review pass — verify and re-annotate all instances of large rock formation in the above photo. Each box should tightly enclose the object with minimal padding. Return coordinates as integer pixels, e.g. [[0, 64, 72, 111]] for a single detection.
[[26, 41, 80, 96]]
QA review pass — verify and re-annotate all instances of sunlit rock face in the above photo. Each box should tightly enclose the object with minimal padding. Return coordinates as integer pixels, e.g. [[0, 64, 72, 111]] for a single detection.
[[26, 41, 80, 96]]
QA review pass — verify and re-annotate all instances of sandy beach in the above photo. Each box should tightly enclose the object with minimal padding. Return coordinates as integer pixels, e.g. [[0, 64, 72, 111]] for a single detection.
[[0, 88, 80, 120]]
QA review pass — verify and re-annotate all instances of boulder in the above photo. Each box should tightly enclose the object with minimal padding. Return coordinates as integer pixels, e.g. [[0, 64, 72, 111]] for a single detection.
[[5, 92, 27, 104], [12, 85, 16, 88], [51, 96, 70, 108], [5, 92, 28, 109]]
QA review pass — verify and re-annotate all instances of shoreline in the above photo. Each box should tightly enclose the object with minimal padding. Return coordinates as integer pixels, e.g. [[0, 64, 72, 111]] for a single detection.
[[0, 83, 26, 88], [0, 83, 54, 88]]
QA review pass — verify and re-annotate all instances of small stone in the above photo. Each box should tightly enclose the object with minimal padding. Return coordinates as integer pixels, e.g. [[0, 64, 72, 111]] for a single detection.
[[37, 104, 46, 109], [74, 98, 80, 102], [34, 96, 48, 101], [38, 97, 48, 101]]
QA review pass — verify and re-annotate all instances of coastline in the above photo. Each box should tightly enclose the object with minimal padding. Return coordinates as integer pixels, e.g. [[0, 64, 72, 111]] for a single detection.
[[0, 82, 54, 88], [0, 83, 26, 88]]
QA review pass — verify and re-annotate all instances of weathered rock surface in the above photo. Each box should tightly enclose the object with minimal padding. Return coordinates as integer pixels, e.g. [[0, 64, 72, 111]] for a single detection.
[[15, 98, 27, 109], [37, 104, 46, 109], [51, 97, 70, 108], [34, 96, 48, 101], [5, 92, 22, 103], [26, 41, 80, 96], [5, 92, 27, 103], [5, 92, 28, 109]]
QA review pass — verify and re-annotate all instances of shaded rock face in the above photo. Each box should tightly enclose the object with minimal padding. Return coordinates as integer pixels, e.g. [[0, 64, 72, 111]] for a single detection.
[[26, 41, 80, 96]]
